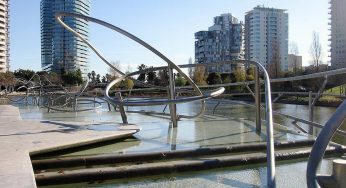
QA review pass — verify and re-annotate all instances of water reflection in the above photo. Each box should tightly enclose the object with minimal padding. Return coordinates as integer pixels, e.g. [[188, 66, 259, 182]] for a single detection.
[[10, 97, 343, 188], [39, 159, 334, 188], [11, 97, 344, 157], [167, 125, 177, 150]]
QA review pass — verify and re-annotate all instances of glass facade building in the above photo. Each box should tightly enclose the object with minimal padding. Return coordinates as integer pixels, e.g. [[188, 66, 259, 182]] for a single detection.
[[40, 0, 90, 77], [195, 14, 244, 73]]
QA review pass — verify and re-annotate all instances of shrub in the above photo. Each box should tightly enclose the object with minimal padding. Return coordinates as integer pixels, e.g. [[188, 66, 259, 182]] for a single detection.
[[14, 69, 36, 80], [175, 76, 187, 86], [0, 72, 16, 88], [207, 72, 222, 85], [193, 65, 207, 85], [62, 69, 83, 86]]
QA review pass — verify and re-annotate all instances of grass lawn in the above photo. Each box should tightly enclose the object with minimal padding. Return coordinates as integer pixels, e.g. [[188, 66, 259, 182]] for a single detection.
[[324, 84, 346, 95]]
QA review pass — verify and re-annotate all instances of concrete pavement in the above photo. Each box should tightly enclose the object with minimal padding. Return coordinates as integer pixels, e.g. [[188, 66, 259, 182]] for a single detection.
[[0, 105, 139, 188]]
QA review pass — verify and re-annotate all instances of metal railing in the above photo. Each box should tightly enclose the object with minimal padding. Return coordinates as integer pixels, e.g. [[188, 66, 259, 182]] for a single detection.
[[55, 12, 213, 127], [307, 100, 346, 188], [56, 12, 276, 187]]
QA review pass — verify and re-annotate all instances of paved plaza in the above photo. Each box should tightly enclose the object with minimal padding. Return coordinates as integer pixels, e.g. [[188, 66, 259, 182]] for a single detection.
[[0, 105, 139, 188]]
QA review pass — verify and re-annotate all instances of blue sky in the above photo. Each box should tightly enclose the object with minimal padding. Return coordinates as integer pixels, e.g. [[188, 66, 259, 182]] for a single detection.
[[10, 0, 329, 76]]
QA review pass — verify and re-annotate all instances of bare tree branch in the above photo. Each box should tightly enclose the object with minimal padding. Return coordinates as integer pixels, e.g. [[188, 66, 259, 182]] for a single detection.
[[268, 40, 281, 78], [310, 31, 322, 72], [108, 61, 122, 78]]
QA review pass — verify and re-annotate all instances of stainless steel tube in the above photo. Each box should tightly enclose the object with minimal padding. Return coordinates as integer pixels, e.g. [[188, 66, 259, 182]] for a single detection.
[[307, 100, 346, 188], [255, 67, 261, 133]]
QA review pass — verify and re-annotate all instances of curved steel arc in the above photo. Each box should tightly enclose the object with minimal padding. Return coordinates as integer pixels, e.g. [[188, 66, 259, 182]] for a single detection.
[[306, 100, 346, 188], [2, 75, 44, 103], [27, 74, 42, 87], [55, 12, 208, 118], [75, 78, 90, 98], [43, 99, 103, 112], [247, 60, 275, 188], [55, 12, 201, 92], [55, 12, 201, 91]]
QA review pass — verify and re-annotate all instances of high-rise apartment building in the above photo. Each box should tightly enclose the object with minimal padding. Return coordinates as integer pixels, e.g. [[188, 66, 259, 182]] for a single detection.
[[195, 13, 244, 73], [41, 0, 90, 77], [330, 0, 346, 69], [0, 0, 9, 73], [245, 6, 288, 72]]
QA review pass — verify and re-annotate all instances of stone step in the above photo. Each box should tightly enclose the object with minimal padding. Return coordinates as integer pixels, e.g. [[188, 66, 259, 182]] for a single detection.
[[32, 139, 316, 170], [34, 144, 346, 186]]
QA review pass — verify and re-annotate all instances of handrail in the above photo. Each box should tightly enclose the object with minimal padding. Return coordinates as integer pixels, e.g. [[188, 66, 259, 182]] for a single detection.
[[306, 100, 346, 188], [55, 12, 207, 126], [56, 12, 275, 187], [242, 61, 275, 188], [54, 12, 204, 100]]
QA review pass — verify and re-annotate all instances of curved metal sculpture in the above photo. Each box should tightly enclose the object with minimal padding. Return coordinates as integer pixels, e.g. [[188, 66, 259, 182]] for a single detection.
[[307, 100, 346, 188], [42, 78, 104, 112], [1, 73, 64, 104], [55, 13, 278, 187], [0, 73, 103, 111], [55, 12, 225, 126]]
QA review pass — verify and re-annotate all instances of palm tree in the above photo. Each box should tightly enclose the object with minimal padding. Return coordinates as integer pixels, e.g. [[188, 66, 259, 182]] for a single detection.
[[147, 66, 156, 84], [137, 64, 147, 82], [91, 71, 96, 83], [101, 76, 106, 83], [138, 64, 147, 71], [105, 73, 111, 83], [96, 74, 101, 83]]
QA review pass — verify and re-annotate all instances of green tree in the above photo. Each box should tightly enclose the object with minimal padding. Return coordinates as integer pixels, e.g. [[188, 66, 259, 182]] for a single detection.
[[246, 67, 255, 81], [146, 66, 157, 84], [62, 69, 83, 86], [137, 64, 147, 82], [76, 69, 83, 85], [13, 69, 36, 80], [175, 75, 187, 86], [36, 71, 49, 84], [234, 69, 246, 82], [156, 69, 169, 86], [0, 72, 16, 91], [192, 65, 207, 85], [105, 73, 112, 83], [207, 72, 222, 85], [101, 76, 106, 83], [47, 72, 61, 85], [232, 69, 246, 92], [112, 78, 134, 90], [96, 74, 101, 83], [91, 71, 96, 83], [121, 78, 134, 89], [220, 73, 232, 92], [36, 71, 61, 85]]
